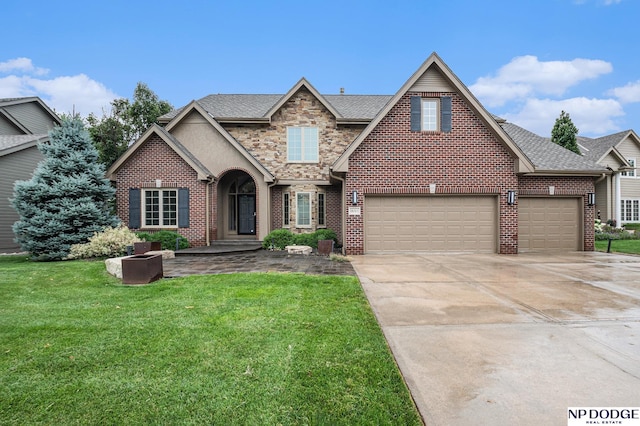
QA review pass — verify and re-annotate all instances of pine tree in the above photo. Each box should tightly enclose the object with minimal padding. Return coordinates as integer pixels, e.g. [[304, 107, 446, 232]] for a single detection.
[[11, 116, 119, 261], [551, 110, 580, 154]]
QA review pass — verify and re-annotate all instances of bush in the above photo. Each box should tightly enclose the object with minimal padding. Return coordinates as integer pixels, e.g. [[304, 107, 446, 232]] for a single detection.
[[137, 230, 189, 250], [314, 228, 338, 243], [262, 229, 294, 250], [293, 233, 316, 247], [67, 224, 141, 259]]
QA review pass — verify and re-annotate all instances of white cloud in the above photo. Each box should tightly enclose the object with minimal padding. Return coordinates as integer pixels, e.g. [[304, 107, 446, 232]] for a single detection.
[[0, 57, 118, 117], [0, 57, 49, 76], [608, 80, 640, 104], [503, 97, 624, 136], [470, 55, 612, 107]]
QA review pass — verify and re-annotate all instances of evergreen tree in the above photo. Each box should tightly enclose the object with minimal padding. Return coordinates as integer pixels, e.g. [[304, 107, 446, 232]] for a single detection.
[[551, 110, 580, 154], [11, 116, 119, 261]]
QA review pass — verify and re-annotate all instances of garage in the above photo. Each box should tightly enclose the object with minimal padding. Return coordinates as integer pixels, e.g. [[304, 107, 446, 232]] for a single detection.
[[518, 197, 582, 252], [364, 196, 497, 253]]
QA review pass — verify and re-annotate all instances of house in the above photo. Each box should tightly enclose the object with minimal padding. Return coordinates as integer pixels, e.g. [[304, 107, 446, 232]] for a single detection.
[[578, 131, 640, 225], [107, 53, 607, 255], [0, 97, 61, 253]]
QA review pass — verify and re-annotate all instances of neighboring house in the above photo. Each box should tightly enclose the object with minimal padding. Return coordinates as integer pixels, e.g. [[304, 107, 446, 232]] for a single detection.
[[578, 131, 640, 225], [0, 98, 61, 253], [108, 53, 607, 255]]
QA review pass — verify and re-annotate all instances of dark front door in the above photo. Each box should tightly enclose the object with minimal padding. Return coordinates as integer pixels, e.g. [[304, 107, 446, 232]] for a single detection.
[[238, 194, 256, 235]]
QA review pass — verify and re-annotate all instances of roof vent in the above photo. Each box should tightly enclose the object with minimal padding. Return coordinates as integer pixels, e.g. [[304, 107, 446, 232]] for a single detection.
[[340, 87, 345, 95]]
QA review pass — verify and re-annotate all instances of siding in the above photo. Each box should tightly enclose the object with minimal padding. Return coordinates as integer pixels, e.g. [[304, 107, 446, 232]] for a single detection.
[[0, 146, 43, 252], [0, 116, 23, 135], [617, 136, 640, 199], [3, 103, 57, 134]]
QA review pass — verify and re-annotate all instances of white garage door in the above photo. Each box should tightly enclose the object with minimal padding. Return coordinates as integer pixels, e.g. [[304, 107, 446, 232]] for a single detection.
[[364, 196, 497, 253], [518, 197, 581, 252]]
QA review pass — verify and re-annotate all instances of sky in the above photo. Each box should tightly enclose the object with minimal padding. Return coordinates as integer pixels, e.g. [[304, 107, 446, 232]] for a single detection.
[[2, 0, 639, 138]]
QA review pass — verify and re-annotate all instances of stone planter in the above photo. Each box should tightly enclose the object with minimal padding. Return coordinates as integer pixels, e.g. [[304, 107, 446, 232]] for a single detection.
[[121, 254, 163, 284], [317, 239, 334, 256], [134, 241, 162, 254]]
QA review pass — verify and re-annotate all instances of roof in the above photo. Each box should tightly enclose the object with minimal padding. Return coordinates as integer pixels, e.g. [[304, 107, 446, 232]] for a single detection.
[[107, 124, 213, 181], [160, 93, 392, 123], [577, 130, 637, 167], [501, 122, 608, 174], [332, 52, 536, 173], [0, 134, 48, 157]]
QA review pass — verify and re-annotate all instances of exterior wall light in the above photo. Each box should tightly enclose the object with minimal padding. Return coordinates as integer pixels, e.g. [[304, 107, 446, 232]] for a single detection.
[[507, 190, 516, 205], [351, 190, 358, 205], [587, 192, 596, 206]]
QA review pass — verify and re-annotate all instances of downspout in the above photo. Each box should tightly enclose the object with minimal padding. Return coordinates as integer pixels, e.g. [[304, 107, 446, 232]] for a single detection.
[[329, 168, 346, 255], [615, 172, 622, 226], [205, 176, 215, 246]]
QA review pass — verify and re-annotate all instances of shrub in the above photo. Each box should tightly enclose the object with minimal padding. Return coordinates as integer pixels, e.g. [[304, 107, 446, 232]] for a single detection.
[[137, 230, 189, 250], [67, 224, 141, 259], [293, 233, 316, 247], [314, 228, 338, 243], [262, 228, 339, 250], [262, 229, 294, 250]]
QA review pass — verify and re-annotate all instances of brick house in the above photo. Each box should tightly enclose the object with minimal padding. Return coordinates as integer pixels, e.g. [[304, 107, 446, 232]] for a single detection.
[[107, 53, 606, 254]]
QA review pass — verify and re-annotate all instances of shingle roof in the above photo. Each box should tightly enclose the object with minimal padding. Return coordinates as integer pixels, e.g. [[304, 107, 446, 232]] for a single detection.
[[501, 122, 607, 172], [0, 134, 47, 156], [160, 94, 393, 121], [578, 130, 630, 162]]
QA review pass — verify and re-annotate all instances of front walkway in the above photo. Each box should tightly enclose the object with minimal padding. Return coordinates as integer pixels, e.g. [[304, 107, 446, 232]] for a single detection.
[[163, 250, 355, 277]]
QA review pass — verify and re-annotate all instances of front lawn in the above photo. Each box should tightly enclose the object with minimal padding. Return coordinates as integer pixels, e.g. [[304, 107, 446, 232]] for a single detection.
[[0, 256, 421, 425], [595, 239, 640, 255]]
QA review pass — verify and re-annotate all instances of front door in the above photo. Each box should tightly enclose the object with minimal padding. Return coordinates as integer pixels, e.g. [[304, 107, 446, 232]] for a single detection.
[[238, 194, 256, 235]]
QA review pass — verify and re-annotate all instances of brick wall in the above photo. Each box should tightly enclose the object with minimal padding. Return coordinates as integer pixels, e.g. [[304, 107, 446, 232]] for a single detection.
[[114, 135, 209, 247], [345, 91, 517, 255]]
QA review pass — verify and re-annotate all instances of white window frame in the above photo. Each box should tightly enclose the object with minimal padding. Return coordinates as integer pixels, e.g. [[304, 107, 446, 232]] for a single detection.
[[296, 192, 311, 227], [620, 199, 640, 222], [287, 127, 319, 163], [621, 158, 636, 178], [422, 99, 440, 131], [143, 189, 178, 228], [317, 192, 326, 227], [283, 192, 290, 227]]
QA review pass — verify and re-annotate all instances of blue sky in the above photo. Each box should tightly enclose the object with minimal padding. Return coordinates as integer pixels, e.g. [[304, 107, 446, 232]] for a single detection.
[[2, 0, 638, 138]]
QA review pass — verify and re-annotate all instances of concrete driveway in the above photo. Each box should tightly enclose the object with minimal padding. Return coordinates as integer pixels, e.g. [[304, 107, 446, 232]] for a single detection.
[[350, 252, 640, 426]]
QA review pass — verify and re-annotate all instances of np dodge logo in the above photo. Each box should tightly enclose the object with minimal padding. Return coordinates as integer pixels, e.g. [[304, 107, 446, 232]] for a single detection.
[[568, 408, 640, 425]]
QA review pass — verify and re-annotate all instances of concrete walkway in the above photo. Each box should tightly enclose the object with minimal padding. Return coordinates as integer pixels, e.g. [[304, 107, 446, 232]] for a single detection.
[[350, 252, 640, 426]]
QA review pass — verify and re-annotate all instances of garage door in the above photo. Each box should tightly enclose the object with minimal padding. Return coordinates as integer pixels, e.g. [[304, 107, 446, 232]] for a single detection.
[[364, 196, 497, 253], [518, 197, 581, 252]]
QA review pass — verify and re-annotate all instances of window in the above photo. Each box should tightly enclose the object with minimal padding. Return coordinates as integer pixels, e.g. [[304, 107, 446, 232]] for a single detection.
[[144, 189, 177, 227], [410, 96, 452, 133], [283, 193, 290, 226], [422, 99, 439, 131], [621, 158, 636, 177], [287, 127, 318, 162], [621, 199, 640, 222], [318, 193, 326, 227], [296, 193, 311, 227]]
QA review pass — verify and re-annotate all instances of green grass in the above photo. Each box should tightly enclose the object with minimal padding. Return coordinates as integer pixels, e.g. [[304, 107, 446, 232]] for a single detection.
[[595, 239, 640, 254], [0, 256, 421, 425]]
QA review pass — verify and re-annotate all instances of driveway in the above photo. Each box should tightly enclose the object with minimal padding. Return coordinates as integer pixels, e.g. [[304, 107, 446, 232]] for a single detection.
[[350, 252, 640, 426]]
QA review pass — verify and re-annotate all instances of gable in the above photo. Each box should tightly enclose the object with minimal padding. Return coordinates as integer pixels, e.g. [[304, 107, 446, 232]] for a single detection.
[[333, 52, 534, 174], [615, 132, 640, 160], [0, 98, 60, 135]]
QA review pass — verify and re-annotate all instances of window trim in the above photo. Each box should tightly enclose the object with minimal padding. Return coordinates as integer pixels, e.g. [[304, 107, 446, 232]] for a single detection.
[[143, 188, 178, 228], [620, 198, 640, 222], [287, 126, 319, 163], [317, 192, 326, 227], [421, 98, 440, 131], [296, 192, 312, 228], [621, 158, 636, 178], [283, 192, 290, 227]]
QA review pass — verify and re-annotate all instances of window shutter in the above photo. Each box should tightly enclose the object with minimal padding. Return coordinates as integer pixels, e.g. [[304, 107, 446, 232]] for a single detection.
[[178, 188, 190, 228], [441, 96, 452, 133], [128, 188, 141, 228], [410, 96, 422, 132]]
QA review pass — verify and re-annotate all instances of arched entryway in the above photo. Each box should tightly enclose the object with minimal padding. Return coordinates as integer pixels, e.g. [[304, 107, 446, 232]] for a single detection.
[[218, 170, 257, 239]]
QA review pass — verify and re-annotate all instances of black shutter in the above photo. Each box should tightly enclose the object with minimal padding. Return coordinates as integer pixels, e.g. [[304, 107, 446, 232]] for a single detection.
[[128, 188, 141, 228], [410, 96, 422, 132], [178, 188, 190, 228], [441, 96, 452, 133]]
